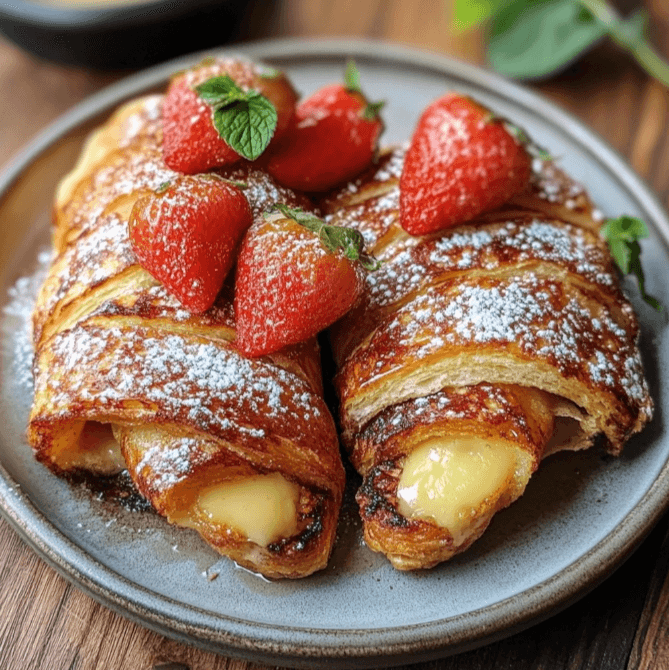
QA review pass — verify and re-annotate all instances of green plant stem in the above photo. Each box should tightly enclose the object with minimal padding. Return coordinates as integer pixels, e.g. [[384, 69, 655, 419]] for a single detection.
[[633, 40, 669, 87], [577, 0, 669, 86]]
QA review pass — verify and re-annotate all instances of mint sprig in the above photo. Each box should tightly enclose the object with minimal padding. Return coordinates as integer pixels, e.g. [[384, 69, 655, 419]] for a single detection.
[[454, 0, 669, 88], [601, 215, 662, 310], [272, 204, 380, 271], [195, 75, 277, 161]]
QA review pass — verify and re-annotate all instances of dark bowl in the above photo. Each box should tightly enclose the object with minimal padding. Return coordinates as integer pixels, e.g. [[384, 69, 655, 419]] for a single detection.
[[0, 0, 252, 70]]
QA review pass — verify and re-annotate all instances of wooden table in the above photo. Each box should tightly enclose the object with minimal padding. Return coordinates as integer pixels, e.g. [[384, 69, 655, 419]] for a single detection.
[[1, 1, 669, 668]]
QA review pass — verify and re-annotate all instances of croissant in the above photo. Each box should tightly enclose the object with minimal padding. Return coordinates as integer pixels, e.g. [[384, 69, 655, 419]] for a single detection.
[[323, 147, 653, 570], [28, 93, 345, 579]]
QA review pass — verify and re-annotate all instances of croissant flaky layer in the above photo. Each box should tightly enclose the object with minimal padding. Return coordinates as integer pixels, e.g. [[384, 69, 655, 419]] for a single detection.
[[28, 94, 344, 579], [324, 147, 653, 570]]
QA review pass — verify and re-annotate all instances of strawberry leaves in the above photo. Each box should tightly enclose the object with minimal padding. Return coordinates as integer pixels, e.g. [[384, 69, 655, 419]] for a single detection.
[[601, 215, 661, 310], [400, 93, 532, 234], [272, 204, 379, 270], [235, 208, 370, 357], [344, 60, 385, 120], [195, 75, 278, 161], [344, 59, 362, 94]]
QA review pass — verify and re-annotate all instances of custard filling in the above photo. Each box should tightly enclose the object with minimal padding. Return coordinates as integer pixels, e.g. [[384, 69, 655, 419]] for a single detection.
[[58, 421, 126, 475], [396, 437, 516, 542], [196, 473, 300, 547]]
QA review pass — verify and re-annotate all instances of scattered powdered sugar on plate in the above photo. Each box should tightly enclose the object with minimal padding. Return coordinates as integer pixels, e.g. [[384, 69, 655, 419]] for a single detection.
[[2, 249, 52, 390]]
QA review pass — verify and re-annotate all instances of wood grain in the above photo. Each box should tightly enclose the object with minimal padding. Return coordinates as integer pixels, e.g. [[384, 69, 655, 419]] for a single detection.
[[1, 1, 669, 669]]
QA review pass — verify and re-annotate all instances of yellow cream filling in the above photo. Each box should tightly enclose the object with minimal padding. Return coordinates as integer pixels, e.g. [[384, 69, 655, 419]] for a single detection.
[[196, 473, 300, 547], [60, 421, 126, 475], [397, 437, 516, 542]]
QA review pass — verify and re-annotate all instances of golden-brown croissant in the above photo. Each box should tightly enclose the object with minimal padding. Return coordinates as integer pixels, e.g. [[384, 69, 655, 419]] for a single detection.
[[28, 94, 345, 579], [323, 147, 653, 570]]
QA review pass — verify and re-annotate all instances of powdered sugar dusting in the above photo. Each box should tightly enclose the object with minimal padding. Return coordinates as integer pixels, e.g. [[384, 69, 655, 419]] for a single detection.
[[2, 250, 52, 390], [362, 218, 616, 314], [219, 164, 311, 223], [531, 160, 588, 208], [64, 145, 176, 240], [359, 383, 536, 455], [346, 273, 647, 406], [118, 95, 163, 148], [135, 436, 207, 489], [37, 325, 322, 443], [40, 213, 135, 324]]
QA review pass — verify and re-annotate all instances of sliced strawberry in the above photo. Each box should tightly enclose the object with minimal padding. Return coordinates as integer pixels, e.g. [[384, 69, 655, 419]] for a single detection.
[[400, 93, 533, 235], [262, 61, 384, 192], [235, 205, 372, 357], [162, 57, 298, 175], [129, 174, 252, 312]]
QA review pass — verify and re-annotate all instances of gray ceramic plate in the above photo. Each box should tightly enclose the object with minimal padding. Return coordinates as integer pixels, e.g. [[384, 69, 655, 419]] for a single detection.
[[0, 39, 668, 669]]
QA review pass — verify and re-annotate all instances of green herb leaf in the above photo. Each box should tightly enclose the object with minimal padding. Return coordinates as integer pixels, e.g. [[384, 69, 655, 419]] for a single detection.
[[195, 76, 247, 106], [453, 0, 506, 31], [611, 9, 647, 50], [600, 215, 649, 246], [196, 75, 278, 161], [487, 0, 607, 80], [272, 204, 380, 270], [345, 59, 362, 94], [601, 215, 661, 310], [212, 92, 277, 161]]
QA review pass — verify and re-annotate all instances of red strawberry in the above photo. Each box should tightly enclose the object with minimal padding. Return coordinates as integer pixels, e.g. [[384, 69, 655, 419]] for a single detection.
[[235, 205, 372, 357], [262, 61, 384, 192], [129, 174, 252, 313], [400, 93, 533, 235], [162, 57, 298, 174]]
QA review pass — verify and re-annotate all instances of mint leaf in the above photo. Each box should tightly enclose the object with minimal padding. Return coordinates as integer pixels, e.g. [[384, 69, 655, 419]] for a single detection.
[[601, 215, 650, 244], [453, 0, 506, 31], [601, 215, 661, 310], [628, 245, 662, 310], [487, 0, 607, 80], [606, 237, 632, 273], [195, 76, 247, 106], [213, 92, 277, 161], [345, 59, 362, 94], [611, 10, 647, 50], [195, 75, 278, 161]]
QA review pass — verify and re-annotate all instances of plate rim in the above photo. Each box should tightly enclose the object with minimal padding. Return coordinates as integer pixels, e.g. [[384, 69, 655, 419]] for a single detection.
[[1, 36, 668, 667]]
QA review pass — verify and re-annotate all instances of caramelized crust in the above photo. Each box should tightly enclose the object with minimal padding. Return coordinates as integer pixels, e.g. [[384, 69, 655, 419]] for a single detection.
[[352, 384, 554, 570], [324, 146, 653, 570], [29, 94, 344, 579]]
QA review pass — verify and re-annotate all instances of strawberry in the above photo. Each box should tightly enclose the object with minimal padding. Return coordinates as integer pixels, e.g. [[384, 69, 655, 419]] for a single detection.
[[262, 60, 384, 192], [162, 57, 298, 174], [235, 205, 374, 357], [129, 174, 252, 313], [400, 93, 533, 235]]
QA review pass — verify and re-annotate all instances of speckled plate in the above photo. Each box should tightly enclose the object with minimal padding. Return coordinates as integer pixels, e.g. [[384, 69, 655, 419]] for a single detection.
[[0, 39, 668, 669]]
